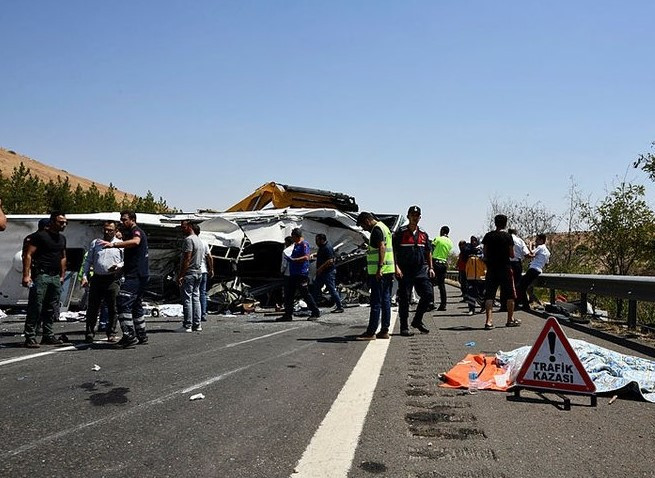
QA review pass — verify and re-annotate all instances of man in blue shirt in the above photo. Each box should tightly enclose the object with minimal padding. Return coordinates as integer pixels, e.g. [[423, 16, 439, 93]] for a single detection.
[[313, 233, 344, 313], [278, 228, 320, 321]]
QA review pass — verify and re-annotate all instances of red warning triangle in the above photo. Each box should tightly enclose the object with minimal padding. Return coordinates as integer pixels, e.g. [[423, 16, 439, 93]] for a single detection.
[[515, 317, 595, 393]]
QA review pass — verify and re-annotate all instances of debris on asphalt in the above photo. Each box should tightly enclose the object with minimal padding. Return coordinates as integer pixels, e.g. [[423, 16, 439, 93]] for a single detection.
[[608, 395, 618, 405], [189, 393, 205, 401], [465, 341, 476, 347], [92, 364, 101, 371]]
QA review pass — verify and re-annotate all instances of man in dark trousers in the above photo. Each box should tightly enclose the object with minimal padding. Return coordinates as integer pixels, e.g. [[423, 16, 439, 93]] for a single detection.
[[431, 225, 453, 311], [278, 228, 320, 321], [81, 221, 123, 343], [21, 211, 68, 348], [313, 233, 344, 313], [103, 210, 149, 347], [481, 214, 518, 329], [394, 206, 435, 336], [356, 212, 395, 340]]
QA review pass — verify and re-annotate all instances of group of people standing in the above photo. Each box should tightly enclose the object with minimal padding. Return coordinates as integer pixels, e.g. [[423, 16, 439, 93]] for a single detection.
[[356, 209, 551, 339], [357, 206, 434, 340], [21, 210, 150, 348], [17, 207, 550, 347], [457, 214, 551, 329]]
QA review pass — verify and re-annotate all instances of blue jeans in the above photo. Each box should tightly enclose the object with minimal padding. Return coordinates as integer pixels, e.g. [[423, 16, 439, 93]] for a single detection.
[[199, 272, 208, 321], [182, 272, 202, 328], [366, 274, 393, 335], [313, 270, 342, 308]]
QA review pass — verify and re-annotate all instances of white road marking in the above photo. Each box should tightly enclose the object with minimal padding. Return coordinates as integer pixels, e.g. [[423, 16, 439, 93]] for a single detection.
[[0, 326, 301, 368], [291, 312, 397, 478], [0, 345, 79, 366], [1, 343, 312, 459]]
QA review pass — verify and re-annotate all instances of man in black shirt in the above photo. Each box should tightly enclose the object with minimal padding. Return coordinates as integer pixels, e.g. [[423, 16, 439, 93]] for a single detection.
[[103, 210, 149, 347], [481, 214, 518, 329], [313, 234, 344, 313], [21, 211, 68, 347]]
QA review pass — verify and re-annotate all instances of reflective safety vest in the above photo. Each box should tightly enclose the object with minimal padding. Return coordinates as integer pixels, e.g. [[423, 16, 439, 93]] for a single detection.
[[367, 222, 395, 275]]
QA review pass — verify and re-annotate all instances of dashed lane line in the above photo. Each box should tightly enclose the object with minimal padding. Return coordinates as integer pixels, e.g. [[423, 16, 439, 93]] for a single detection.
[[0, 327, 301, 368]]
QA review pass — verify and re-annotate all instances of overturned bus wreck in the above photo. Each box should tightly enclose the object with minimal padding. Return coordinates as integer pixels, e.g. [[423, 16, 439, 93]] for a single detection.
[[192, 208, 402, 312]]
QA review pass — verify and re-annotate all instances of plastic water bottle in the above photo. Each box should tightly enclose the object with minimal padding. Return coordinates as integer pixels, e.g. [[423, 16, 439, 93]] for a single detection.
[[468, 370, 479, 394]]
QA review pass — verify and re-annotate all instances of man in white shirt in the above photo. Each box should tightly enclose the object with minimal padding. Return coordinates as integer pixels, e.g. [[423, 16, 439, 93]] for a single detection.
[[81, 221, 124, 343], [191, 224, 214, 322], [516, 234, 550, 310]]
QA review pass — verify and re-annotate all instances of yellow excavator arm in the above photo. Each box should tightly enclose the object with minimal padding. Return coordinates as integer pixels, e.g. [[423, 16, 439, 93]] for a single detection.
[[225, 182, 358, 212]]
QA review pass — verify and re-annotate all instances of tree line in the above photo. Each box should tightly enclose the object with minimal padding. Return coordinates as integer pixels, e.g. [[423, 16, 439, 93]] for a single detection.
[[486, 141, 655, 324], [0, 162, 174, 214]]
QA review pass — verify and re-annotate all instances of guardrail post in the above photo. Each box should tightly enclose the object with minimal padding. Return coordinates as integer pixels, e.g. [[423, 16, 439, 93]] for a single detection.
[[550, 288, 556, 305], [580, 293, 588, 317], [627, 300, 637, 330], [616, 299, 623, 319]]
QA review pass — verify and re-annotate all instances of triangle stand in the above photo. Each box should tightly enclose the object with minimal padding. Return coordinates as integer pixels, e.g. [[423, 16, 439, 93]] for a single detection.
[[507, 316, 597, 410]]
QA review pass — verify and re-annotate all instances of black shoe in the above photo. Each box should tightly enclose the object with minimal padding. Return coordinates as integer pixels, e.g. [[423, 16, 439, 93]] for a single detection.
[[411, 321, 430, 334], [275, 315, 293, 322], [400, 329, 414, 337], [115, 335, 137, 347], [138, 336, 149, 345], [355, 333, 376, 341], [24, 338, 40, 348], [437, 305, 447, 311], [331, 307, 345, 314], [40, 336, 63, 345], [121, 336, 138, 348], [310, 311, 321, 318]]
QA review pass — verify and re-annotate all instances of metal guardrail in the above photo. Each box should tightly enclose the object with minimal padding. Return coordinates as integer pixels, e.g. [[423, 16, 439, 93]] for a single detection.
[[534, 273, 655, 330], [446, 270, 655, 330]]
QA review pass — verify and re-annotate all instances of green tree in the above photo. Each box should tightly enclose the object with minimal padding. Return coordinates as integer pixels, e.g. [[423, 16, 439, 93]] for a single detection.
[[581, 182, 655, 275], [2, 163, 46, 213], [83, 183, 104, 212], [633, 140, 655, 181], [101, 183, 119, 211], [44, 176, 75, 213]]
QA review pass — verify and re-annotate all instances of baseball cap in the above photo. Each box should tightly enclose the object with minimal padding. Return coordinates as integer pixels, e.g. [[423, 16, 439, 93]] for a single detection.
[[407, 205, 421, 215], [38, 218, 50, 230]]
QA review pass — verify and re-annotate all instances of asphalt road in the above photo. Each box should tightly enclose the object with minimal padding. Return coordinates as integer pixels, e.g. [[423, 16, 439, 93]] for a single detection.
[[1, 285, 654, 478]]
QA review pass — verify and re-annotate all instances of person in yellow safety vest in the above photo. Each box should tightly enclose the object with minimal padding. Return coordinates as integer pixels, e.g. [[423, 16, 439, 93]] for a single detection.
[[431, 225, 453, 311], [356, 212, 395, 340]]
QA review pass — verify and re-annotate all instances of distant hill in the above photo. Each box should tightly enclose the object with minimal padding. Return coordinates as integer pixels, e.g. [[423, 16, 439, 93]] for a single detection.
[[0, 147, 136, 200]]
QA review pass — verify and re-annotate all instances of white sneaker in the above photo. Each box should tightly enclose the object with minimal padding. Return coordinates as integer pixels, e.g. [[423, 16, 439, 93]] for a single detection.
[[177, 326, 192, 333], [193, 326, 202, 332]]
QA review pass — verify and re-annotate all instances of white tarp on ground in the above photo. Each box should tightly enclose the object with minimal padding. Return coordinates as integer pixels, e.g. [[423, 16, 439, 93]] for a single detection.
[[496, 339, 655, 402]]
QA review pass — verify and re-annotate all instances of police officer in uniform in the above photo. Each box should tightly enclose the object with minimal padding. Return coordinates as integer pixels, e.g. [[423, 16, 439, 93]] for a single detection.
[[393, 206, 434, 335]]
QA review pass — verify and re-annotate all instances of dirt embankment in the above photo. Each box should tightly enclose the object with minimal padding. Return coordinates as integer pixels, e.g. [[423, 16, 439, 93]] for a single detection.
[[0, 147, 135, 199]]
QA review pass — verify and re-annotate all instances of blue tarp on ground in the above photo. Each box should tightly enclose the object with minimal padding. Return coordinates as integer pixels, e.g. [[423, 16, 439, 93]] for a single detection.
[[496, 339, 655, 402]]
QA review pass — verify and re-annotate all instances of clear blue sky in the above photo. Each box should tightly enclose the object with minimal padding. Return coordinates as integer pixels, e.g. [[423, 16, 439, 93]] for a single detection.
[[2, 1, 654, 240]]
